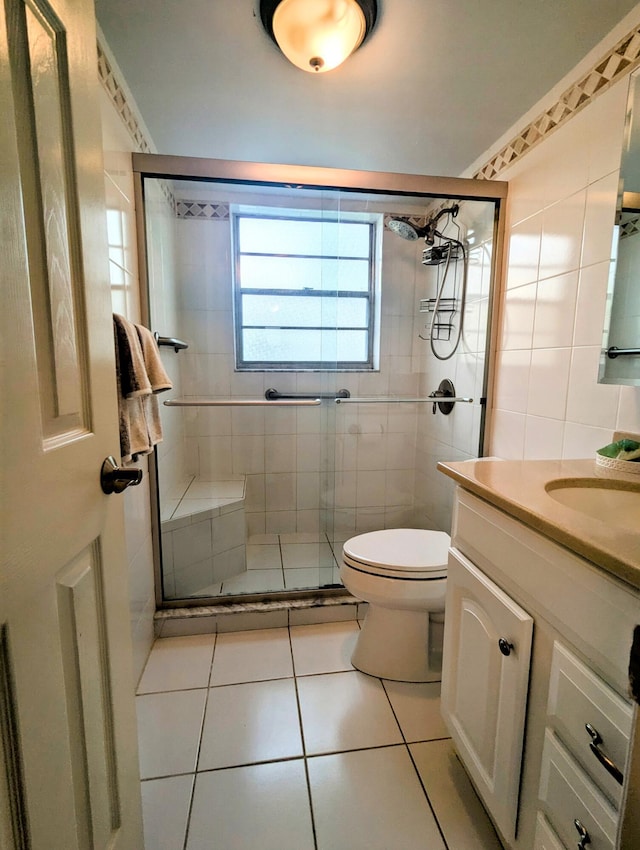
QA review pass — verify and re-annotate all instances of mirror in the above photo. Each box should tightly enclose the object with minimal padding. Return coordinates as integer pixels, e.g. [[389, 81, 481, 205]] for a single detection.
[[600, 67, 640, 385]]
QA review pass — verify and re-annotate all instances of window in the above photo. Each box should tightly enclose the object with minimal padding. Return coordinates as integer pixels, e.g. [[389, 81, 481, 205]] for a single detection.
[[232, 209, 379, 370]]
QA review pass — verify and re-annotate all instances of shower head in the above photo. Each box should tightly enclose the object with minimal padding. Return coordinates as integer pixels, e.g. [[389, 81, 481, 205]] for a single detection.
[[386, 218, 426, 241], [387, 204, 460, 244]]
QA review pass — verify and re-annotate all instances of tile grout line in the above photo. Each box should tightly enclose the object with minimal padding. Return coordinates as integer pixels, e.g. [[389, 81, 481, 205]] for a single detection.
[[380, 677, 452, 850], [180, 634, 218, 850], [288, 625, 319, 850]]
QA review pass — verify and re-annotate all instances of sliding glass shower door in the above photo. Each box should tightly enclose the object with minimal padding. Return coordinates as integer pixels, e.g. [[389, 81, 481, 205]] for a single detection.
[[136, 156, 504, 606]]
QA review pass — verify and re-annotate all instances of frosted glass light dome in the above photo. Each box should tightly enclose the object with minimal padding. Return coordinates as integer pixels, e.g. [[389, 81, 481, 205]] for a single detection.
[[272, 0, 367, 73]]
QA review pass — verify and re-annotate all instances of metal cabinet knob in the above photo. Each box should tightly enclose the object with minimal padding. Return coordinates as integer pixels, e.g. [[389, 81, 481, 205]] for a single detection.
[[100, 456, 143, 494], [498, 638, 514, 656]]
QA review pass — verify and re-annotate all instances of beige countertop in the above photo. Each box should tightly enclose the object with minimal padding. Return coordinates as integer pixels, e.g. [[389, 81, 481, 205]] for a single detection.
[[437, 458, 640, 591]]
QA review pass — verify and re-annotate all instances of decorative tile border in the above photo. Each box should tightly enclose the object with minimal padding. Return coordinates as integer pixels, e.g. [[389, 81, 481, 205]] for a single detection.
[[620, 215, 640, 238], [97, 40, 152, 154], [176, 201, 230, 220], [474, 27, 640, 180]]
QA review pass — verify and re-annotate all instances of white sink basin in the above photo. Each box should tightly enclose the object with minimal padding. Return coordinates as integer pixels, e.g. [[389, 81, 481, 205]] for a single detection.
[[545, 478, 640, 534]]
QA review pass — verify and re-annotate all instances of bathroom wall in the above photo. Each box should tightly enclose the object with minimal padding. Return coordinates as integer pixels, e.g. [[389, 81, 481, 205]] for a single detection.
[[477, 71, 640, 457], [98, 36, 161, 682]]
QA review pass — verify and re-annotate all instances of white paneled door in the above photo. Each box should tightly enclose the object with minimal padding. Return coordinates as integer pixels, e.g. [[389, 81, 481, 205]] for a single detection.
[[0, 0, 144, 847]]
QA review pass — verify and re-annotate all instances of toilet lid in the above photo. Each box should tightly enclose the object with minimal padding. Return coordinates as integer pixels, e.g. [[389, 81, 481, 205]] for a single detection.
[[342, 529, 450, 576]]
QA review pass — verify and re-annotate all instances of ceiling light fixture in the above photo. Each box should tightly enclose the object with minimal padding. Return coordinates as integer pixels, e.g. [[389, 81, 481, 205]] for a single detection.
[[259, 0, 377, 74]]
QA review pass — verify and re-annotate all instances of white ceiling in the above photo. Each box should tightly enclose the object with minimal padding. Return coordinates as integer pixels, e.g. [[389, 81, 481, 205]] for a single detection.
[[95, 0, 638, 177]]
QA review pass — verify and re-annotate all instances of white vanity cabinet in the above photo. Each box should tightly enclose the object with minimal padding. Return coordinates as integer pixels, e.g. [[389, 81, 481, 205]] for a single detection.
[[442, 487, 639, 850], [442, 550, 533, 843]]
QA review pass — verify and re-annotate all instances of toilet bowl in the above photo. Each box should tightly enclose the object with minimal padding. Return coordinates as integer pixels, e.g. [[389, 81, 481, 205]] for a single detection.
[[341, 528, 450, 682]]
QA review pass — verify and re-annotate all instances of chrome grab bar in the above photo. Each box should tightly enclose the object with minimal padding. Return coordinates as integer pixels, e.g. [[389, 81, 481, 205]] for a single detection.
[[164, 398, 321, 407], [335, 396, 473, 404], [265, 387, 350, 400], [606, 346, 640, 359]]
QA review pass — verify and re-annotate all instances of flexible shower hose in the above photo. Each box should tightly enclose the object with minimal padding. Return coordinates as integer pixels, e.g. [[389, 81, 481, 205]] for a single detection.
[[429, 230, 468, 361]]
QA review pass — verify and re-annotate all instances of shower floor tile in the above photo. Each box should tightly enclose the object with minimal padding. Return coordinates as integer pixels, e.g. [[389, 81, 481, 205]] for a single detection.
[[246, 543, 282, 569], [283, 566, 340, 590], [279, 531, 329, 544], [136, 621, 502, 850], [220, 568, 284, 595], [281, 542, 337, 569]]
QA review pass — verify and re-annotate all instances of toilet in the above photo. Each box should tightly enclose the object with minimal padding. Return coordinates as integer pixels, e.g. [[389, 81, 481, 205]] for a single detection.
[[341, 528, 450, 682]]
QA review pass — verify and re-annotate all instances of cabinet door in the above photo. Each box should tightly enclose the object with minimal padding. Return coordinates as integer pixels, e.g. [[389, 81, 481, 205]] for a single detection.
[[441, 548, 533, 843]]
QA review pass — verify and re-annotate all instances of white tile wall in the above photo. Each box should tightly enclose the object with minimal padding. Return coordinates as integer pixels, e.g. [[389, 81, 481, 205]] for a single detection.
[[488, 78, 640, 459]]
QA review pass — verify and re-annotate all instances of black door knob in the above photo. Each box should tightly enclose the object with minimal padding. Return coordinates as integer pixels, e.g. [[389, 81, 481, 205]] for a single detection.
[[100, 456, 143, 494]]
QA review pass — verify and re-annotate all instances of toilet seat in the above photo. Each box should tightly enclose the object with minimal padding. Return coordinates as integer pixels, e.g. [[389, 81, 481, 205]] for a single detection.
[[342, 529, 449, 580]]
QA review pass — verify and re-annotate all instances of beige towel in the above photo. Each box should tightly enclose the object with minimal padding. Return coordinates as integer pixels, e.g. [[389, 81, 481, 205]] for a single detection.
[[113, 314, 152, 398], [135, 324, 173, 393], [135, 324, 172, 454], [113, 316, 174, 461], [114, 314, 153, 461]]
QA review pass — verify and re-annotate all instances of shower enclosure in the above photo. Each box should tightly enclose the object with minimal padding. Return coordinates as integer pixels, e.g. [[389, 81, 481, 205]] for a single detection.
[[133, 155, 507, 607]]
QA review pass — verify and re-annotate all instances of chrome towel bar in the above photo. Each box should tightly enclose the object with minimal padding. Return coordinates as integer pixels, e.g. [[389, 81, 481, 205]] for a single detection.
[[335, 396, 473, 404]]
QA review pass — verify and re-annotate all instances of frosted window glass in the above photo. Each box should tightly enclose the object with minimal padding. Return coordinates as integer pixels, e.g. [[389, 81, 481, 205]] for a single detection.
[[239, 218, 370, 257], [239, 256, 369, 292], [242, 329, 368, 363], [242, 294, 368, 328]]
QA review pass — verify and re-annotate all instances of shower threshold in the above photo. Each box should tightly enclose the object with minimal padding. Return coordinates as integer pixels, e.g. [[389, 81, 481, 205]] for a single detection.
[[154, 587, 367, 637]]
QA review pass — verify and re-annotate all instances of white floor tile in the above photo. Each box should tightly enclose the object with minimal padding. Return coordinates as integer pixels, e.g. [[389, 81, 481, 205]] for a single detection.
[[210, 628, 293, 686], [136, 690, 207, 779], [308, 746, 447, 850], [290, 621, 359, 676], [382, 680, 450, 743], [198, 679, 303, 770], [220, 568, 284, 595], [188, 582, 222, 597], [279, 531, 328, 544], [186, 761, 314, 850], [246, 543, 282, 569], [247, 533, 279, 544], [141, 774, 194, 850], [137, 634, 216, 694], [410, 739, 503, 850], [281, 542, 337, 569], [297, 670, 403, 755], [284, 566, 338, 589]]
